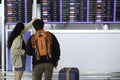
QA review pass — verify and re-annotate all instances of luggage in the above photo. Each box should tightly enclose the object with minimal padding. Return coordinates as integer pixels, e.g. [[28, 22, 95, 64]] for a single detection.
[[59, 67, 79, 80]]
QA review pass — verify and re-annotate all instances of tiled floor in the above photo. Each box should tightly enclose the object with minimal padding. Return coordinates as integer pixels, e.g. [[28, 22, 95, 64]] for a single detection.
[[0, 77, 120, 80], [0, 71, 120, 80]]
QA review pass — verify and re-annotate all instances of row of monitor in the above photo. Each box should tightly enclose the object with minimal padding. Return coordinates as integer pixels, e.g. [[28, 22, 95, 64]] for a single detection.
[[5, 0, 120, 24]]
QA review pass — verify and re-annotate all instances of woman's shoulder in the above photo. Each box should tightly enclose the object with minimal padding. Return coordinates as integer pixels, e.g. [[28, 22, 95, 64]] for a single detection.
[[14, 35, 22, 41], [11, 35, 22, 47]]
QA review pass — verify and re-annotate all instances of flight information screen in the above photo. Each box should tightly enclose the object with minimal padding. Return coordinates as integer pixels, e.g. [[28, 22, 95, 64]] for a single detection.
[[67, 0, 87, 23], [89, 0, 95, 22], [5, 0, 32, 24], [62, 0, 67, 23], [40, 0, 60, 23], [95, 0, 114, 23], [40, 0, 120, 24], [116, 0, 120, 22]]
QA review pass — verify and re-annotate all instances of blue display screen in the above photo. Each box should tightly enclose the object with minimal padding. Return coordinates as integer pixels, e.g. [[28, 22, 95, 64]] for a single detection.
[[5, 0, 32, 24], [40, 0, 120, 24]]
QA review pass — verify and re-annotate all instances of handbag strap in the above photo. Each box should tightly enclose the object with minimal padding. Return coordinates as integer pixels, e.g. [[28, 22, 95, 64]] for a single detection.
[[20, 35, 23, 49]]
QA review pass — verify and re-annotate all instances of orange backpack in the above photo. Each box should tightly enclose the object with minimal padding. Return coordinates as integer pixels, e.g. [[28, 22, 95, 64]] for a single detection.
[[31, 31, 52, 60]]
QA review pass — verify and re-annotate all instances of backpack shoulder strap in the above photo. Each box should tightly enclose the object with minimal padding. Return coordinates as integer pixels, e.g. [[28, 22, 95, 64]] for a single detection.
[[31, 34, 36, 48], [45, 31, 52, 45]]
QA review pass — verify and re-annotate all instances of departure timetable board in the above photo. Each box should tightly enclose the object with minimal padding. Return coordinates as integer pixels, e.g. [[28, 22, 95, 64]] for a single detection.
[[40, 0, 60, 23], [116, 0, 120, 22], [40, 0, 120, 24], [5, 0, 32, 24], [62, 0, 67, 23], [89, 0, 95, 22], [95, 0, 114, 23], [68, 0, 87, 23], [27, 0, 32, 23]]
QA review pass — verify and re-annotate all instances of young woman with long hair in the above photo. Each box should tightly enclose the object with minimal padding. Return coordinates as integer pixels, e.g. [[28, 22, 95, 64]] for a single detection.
[[8, 18, 36, 80]]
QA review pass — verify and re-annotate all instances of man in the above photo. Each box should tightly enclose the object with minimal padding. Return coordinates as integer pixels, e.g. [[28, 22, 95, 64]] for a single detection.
[[26, 19, 60, 80]]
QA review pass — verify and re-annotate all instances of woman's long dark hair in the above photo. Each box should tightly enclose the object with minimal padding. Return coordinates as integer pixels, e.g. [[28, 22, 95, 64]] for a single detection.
[[8, 23, 25, 49]]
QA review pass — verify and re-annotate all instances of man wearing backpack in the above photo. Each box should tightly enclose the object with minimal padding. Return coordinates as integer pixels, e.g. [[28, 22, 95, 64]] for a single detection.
[[26, 19, 60, 80]]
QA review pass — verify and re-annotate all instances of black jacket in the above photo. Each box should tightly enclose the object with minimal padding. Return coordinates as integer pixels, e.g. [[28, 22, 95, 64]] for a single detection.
[[26, 32, 60, 66]]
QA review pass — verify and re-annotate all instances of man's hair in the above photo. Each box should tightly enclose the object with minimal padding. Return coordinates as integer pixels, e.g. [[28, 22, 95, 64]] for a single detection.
[[33, 19, 44, 30]]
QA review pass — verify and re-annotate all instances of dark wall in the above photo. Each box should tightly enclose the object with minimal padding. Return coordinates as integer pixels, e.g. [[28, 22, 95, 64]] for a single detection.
[[0, 30, 1, 69], [0, 39, 1, 69], [37, 0, 40, 4], [0, 17, 1, 69], [32, 0, 40, 4]]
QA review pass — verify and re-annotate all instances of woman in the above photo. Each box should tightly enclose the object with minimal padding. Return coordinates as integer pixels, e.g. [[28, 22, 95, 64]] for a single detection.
[[7, 18, 36, 80]]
